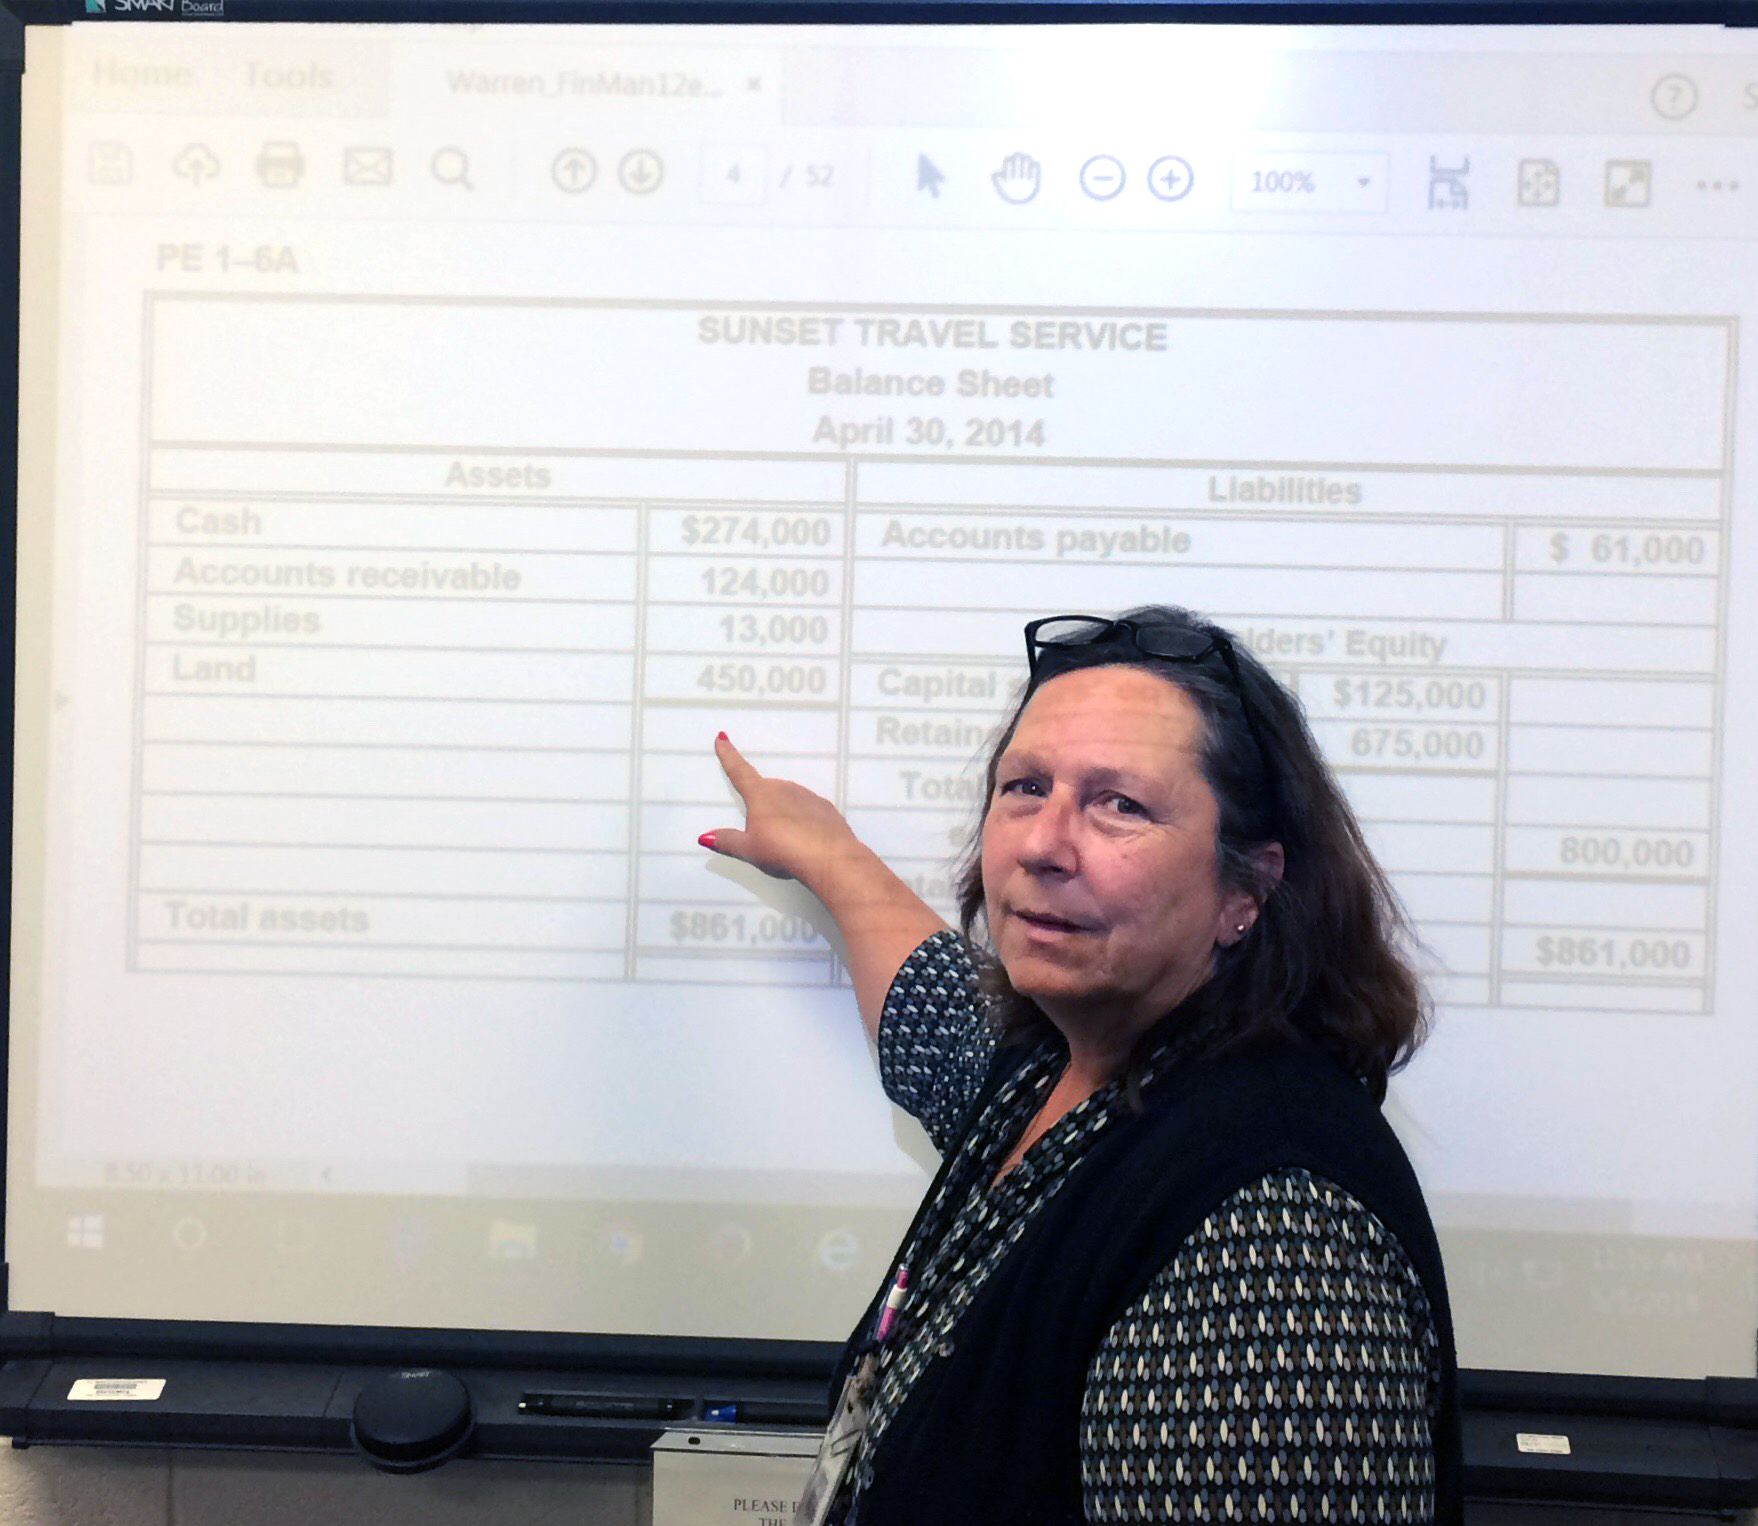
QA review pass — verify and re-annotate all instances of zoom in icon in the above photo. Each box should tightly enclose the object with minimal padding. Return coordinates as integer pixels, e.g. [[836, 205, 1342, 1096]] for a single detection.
[[1147, 156, 1195, 202]]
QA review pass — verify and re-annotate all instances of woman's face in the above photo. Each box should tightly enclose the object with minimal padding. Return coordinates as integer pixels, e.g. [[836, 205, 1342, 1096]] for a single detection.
[[981, 665, 1259, 1041]]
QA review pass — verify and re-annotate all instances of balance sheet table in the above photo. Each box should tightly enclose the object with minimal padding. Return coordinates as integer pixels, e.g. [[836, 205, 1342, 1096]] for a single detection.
[[134, 298, 1729, 1014]]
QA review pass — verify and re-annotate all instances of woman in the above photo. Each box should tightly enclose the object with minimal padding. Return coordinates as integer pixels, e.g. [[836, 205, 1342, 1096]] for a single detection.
[[700, 607, 1461, 1526]]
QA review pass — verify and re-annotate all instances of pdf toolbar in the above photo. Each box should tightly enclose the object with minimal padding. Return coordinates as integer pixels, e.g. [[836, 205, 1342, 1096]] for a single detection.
[[50, 25, 1758, 237]]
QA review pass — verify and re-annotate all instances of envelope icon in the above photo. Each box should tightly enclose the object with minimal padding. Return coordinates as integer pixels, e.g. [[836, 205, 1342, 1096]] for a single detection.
[[343, 146, 393, 186]]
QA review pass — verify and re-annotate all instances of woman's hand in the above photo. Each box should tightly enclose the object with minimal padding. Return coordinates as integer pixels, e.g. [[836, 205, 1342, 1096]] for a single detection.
[[700, 733, 953, 1039], [702, 734, 856, 890]]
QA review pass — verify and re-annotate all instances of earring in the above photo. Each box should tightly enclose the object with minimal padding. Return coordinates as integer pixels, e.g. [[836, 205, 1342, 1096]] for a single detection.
[[1234, 923, 1248, 936]]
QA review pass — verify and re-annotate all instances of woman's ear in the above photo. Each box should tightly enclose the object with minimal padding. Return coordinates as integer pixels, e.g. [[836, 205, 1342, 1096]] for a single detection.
[[1220, 842, 1284, 946], [1253, 841, 1286, 894]]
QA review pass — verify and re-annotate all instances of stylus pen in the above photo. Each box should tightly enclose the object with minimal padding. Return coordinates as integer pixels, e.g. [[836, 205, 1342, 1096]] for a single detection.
[[874, 1265, 910, 1345], [518, 1394, 688, 1420]]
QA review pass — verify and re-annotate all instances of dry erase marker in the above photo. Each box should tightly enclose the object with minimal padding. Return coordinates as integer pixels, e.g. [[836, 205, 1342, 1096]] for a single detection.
[[875, 1265, 909, 1344]]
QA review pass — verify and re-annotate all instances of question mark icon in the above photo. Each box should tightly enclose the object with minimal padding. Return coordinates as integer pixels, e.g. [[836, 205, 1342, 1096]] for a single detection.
[[1651, 74, 1699, 121]]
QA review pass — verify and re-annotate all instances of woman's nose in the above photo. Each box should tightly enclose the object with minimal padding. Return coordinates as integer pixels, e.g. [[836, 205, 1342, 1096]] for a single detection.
[[1018, 791, 1078, 874]]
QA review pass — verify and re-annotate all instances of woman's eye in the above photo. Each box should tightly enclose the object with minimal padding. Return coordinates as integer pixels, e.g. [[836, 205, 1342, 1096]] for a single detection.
[[1105, 794, 1147, 817], [997, 777, 1042, 797]]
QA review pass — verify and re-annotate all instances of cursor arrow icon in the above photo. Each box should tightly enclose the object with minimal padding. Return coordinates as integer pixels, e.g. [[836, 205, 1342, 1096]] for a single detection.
[[917, 155, 946, 197]]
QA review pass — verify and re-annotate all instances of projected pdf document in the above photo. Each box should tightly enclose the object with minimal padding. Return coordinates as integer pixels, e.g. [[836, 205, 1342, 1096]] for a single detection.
[[11, 20, 1758, 1369]]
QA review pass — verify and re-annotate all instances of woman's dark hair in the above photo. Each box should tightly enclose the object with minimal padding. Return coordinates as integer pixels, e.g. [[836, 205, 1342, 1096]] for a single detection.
[[956, 604, 1429, 1102]]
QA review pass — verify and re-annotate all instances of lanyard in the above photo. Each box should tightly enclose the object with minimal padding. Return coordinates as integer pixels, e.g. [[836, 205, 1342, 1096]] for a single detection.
[[793, 1265, 910, 1526]]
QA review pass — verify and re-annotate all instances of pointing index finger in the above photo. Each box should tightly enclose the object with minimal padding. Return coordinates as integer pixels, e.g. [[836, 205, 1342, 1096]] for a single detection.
[[713, 732, 761, 796]]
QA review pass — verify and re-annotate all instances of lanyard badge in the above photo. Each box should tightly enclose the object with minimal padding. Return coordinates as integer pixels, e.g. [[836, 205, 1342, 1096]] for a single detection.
[[794, 1266, 909, 1526]]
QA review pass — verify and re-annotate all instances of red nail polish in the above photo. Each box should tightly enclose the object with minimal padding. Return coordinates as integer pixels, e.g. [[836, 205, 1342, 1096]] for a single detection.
[[698, 831, 717, 851], [716, 731, 728, 742]]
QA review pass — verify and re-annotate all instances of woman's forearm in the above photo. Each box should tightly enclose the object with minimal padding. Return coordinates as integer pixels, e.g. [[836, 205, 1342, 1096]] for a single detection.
[[801, 837, 952, 1041]]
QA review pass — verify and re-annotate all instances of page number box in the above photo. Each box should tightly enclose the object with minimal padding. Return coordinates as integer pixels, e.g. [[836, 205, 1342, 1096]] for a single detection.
[[701, 146, 767, 206]]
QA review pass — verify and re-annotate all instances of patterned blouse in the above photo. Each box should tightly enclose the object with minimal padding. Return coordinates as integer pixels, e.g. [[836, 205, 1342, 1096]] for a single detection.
[[839, 929, 1442, 1525]]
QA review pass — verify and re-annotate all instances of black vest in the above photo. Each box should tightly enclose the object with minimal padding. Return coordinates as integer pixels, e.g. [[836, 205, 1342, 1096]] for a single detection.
[[841, 1042, 1463, 1526]]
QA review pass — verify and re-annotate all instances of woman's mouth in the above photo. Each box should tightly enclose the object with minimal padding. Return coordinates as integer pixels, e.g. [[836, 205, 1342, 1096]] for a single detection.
[[1014, 909, 1091, 935]]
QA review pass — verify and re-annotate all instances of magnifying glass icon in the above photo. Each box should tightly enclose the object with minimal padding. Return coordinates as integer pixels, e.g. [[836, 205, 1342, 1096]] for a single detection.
[[431, 147, 473, 190]]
